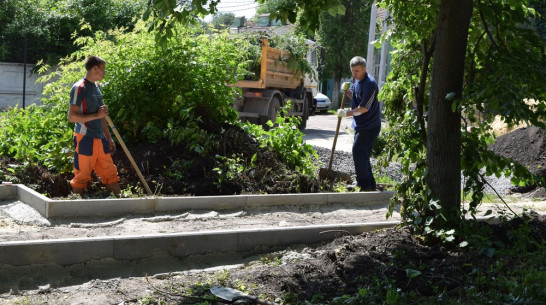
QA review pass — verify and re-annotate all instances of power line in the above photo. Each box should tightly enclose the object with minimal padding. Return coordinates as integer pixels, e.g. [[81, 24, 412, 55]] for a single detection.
[[216, 0, 256, 4], [216, 5, 258, 13], [216, 3, 257, 9]]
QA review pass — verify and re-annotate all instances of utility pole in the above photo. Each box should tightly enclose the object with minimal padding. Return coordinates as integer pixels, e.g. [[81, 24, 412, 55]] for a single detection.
[[23, 38, 27, 109], [378, 10, 389, 89], [366, 2, 377, 74]]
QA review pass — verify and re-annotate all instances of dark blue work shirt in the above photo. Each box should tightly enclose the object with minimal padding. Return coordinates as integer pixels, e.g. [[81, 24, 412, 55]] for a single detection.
[[350, 73, 381, 131]]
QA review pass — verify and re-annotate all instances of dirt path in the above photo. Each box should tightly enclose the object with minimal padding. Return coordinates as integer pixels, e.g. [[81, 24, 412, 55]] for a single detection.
[[4, 197, 543, 243], [0, 200, 396, 242]]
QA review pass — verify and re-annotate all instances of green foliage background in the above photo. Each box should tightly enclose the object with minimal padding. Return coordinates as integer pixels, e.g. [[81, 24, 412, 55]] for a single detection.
[[0, 0, 146, 64], [316, 0, 370, 84], [211, 12, 236, 30]]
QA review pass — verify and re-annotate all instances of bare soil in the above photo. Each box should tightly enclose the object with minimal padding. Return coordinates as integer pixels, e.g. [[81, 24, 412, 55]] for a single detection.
[[1, 125, 546, 304], [1, 211, 544, 304], [489, 126, 546, 195]]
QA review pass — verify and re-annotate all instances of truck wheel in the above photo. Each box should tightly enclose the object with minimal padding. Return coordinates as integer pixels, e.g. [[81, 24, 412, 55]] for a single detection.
[[298, 96, 309, 130], [263, 96, 281, 130]]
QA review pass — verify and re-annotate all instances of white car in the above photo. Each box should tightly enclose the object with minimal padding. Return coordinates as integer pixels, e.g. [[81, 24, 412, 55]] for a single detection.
[[314, 92, 331, 113]]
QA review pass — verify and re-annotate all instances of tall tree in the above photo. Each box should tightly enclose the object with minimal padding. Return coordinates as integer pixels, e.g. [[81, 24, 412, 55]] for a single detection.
[[317, 0, 370, 109], [211, 12, 236, 30], [426, 0, 473, 228], [379, 0, 545, 237]]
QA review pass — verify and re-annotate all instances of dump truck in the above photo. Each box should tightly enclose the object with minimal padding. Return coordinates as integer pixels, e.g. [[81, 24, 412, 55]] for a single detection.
[[232, 38, 318, 130]]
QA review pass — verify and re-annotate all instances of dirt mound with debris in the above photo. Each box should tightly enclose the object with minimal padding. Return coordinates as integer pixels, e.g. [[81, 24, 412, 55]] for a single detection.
[[219, 212, 546, 302], [0, 123, 319, 198], [112, 123, 319, 197], [489, 126, 546, 194], [490, 126, 546, 177]]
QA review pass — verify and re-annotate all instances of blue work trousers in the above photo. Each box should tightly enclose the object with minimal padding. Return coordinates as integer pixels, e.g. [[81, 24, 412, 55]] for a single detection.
[[353, 125, 381, 190]]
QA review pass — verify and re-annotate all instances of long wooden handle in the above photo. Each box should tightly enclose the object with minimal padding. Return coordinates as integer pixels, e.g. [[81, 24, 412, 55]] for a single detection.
[[327, 91, 349, 172], [105, 115, 153, 195]]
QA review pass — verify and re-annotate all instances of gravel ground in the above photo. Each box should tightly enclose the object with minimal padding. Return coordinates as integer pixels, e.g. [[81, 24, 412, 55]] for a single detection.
[[314, 146, 515, 195]]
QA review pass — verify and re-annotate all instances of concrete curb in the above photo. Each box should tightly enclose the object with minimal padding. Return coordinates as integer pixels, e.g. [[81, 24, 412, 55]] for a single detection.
[[0, 184, 501, 268], [0, 221, 400, 266], [0, 183, 399, 267], [0, 184, 395, 218]]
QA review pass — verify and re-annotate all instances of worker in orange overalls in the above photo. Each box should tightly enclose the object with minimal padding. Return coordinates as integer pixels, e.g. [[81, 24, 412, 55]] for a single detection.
[[67, 55, 121, 197]]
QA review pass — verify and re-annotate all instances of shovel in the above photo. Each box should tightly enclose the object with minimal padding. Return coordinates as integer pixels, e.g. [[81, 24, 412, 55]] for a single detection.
[[319, 89, 351, 182], [210, 286, 278, 305], [105, 115, 153, 195]]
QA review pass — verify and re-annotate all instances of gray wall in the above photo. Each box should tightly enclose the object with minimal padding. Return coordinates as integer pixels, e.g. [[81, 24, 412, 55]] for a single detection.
[[0, 62, 44, 110]]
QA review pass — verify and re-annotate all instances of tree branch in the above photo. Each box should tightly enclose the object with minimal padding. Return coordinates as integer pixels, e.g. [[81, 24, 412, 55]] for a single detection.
[[465, 31, 486, 90], [415, 30, 436, 143], [487, 0, 512, 55], [479, 7, 499, 51]]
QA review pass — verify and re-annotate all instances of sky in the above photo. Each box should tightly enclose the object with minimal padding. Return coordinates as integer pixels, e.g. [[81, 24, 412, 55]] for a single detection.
[[205, 0, 258, 21]]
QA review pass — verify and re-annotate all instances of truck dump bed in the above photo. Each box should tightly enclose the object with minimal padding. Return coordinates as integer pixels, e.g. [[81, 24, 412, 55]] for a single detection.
[[235, 39, 302, 89]]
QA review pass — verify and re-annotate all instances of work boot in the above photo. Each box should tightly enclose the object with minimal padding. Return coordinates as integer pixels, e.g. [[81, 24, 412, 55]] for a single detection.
[[346, 182, 359, 191]]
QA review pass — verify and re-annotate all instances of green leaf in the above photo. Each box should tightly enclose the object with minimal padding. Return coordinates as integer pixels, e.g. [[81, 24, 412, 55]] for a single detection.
[[405, 269, 422, 279], [337, 4, 346, 15]]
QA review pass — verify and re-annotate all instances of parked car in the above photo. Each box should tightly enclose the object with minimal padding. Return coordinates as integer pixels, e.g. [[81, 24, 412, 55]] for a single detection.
[[314, 92, 331, 113]]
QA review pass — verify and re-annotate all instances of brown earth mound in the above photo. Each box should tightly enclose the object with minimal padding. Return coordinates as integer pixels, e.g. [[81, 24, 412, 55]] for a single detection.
[[489, 126, 546, 195], [231, 212, 546, 301], [489, 126, 546, 178], [0, 123, 319, 198]]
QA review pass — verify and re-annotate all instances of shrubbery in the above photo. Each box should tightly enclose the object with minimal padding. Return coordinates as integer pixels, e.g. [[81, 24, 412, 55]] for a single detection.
[[0, 22, 319, 191]]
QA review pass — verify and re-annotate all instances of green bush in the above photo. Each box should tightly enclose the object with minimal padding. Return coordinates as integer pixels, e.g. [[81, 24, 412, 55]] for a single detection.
[[0, 104, 73, 175], [241, 103, 318, 177], [1, 22, 250, 175], [38, 22, 247, 145], [95, 23, 244, 144]]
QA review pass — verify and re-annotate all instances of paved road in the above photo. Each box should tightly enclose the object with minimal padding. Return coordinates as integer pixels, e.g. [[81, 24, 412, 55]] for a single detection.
[[303, 113, 354, 152]]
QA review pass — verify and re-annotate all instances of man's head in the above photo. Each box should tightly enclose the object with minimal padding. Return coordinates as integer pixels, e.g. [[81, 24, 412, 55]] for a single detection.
[[350, 56, 367, 81], [85, 55, 106, 82]]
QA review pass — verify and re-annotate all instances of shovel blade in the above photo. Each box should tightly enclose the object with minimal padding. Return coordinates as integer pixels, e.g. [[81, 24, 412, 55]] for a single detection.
[[319, 168, 351, 182], [211, 286, 247, 301], [210, 286, 279, 305]]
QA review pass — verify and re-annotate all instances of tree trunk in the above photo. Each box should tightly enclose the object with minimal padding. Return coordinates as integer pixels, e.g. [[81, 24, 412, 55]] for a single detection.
[[332, 73, 341, 109], [426, 0, 473, 226]]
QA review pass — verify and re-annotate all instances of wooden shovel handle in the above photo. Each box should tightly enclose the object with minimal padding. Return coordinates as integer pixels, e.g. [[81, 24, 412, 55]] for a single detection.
[[242, 295, 279, 305], [327, 90, 349, 172], [105, 115, 153, 195]]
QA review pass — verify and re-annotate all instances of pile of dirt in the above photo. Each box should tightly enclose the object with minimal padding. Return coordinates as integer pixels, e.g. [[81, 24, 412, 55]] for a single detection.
[[0, 123, 320, 198], [489, 126, 546, 195], [191, 212, 546, 302], [112, 123, 319, 197]]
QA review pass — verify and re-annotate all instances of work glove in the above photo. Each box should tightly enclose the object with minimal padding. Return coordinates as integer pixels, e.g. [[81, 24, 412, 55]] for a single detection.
[[341, 82, 351, 91], [337, 109, 347, 118]]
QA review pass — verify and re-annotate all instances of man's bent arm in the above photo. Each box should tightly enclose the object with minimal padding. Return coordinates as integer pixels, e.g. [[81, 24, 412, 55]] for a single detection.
[[347, 106, 369, 117], [68, 104, 107, 123]]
